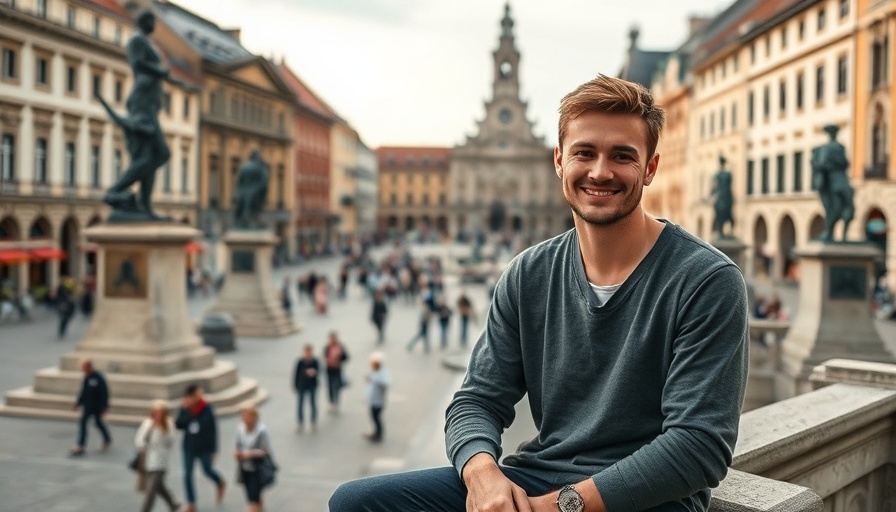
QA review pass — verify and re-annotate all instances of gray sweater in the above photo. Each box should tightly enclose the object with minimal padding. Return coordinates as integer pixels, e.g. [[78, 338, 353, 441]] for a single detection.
[[445, 223, 749, 512]]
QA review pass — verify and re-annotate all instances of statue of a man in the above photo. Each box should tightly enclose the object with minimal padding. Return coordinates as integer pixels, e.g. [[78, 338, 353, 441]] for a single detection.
[[710, 155, 734, 238], [233, 150, 269, 229], [96, 10, 186, 221], [811, 124, 855, 241]]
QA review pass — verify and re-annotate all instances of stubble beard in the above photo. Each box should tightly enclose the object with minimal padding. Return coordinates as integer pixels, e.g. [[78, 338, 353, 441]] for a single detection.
[[567, 182, 642, 227]]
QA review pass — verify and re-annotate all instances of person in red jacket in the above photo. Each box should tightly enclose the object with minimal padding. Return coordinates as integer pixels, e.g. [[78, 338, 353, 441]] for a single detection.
[[175, 384, 225, 512]]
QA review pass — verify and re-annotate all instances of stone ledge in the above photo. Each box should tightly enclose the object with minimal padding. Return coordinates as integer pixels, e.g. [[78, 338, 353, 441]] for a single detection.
[[711, 469, 823, 512], [810, 359, 896, 390]]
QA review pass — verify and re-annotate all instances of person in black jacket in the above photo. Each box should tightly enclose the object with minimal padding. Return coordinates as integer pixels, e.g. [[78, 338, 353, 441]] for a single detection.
[[175, 384, 226, 512], [293, 344, 319, 432], [69, 359, 111, 456]]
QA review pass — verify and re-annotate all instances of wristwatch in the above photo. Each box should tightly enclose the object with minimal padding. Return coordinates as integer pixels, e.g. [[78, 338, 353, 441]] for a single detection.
[[556, 484, 585, 512]]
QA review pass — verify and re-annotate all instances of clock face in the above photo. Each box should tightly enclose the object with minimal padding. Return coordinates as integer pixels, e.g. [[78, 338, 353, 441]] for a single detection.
[[499, 108, 512, 124], [500, 61, 512, 78]]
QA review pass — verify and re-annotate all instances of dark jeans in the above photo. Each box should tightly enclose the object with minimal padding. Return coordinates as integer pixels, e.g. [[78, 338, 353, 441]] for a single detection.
[[406, 322, 430, 353], [329, 466, 691, 512], [141, 470, 178, 512], [297, 387, 317, 425], [76, 409, 110, 448], [459, 315, 470, 347], [58, 310, 74, 338], [326, 369, 343, 406], [182, 451, 223, 505], [369, 405, 383, 439]]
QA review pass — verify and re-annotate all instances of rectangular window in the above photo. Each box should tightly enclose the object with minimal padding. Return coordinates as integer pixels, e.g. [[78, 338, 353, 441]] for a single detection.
[[776, 154, 785, 193], [709, 112, 715, 136], [439, 193, 446, 206], [816, 65, 825, 103], [163, 92, 171, 115], [779, 79, 786, 113], [114, 79, 123, 102], [793, 151, 803, 192], [720, 108, 726, 132], [798, 19, 805, 40], [162, 161, 171, 192], [92, 16, 100, 38], [66, 65, 77, 93], [90, 145, 100, 188], [700, 117, 705, 139], [208, 155, 219, 208], [422, 193, 429, 206], [181, 157, 188, 193], [183, 97, 190, 120], [405, 192, 412, 205], [92, 74, 101, 98], [390, 193, 396, 206], [746, 160, 754, 195], [765, 35, 771, 57], [840, 0, 849, 18], [66, 6, 75, 28], [762, 85, 770, 118], [2, 48, 17, 79], [781, 27, 787, 49], [817, 8, 826, 31], [1, 134, 14, 181], [35, 138, 47, 183], [733, 54, 739, 72], [837, 55, 848, 95], [747, 90, 754, 125], [731, 102, 737, 129], [796, 72, 804, 109], [36, 0, 46, 18], [65, 142, 76, 185], [114, 149, 122, 180], [36, 57, 48, 85], [750, 44, 755, 64], [761, 158, 769, 194], [114, 25, 122, 45]]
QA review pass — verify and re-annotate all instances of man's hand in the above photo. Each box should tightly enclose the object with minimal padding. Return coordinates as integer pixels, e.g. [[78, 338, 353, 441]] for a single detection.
[[462, 453, 532, 512]]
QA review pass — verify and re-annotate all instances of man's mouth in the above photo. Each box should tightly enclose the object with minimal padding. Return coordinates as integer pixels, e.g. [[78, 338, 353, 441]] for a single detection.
[[581, 188, 617, 197]]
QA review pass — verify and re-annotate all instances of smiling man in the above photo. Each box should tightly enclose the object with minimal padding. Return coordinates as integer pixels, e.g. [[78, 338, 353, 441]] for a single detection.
[[329, 74, 749, 512]]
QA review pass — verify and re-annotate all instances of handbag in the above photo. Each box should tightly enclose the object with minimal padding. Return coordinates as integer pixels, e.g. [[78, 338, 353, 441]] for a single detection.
[[256, 453, 278, 488], [128, 423, 152, 472]]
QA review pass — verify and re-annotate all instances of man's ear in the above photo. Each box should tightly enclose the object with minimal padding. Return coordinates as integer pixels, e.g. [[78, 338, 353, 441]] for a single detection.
[[554, 146, 563, 179], [644, 153, 660, 186]]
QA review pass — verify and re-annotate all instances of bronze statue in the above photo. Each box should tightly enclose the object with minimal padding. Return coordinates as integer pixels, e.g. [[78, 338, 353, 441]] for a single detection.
[[811, 124, 854, 242], [96, 10, 186, 221], [233, 150, 269, 229], [710, 155, 734, 239]]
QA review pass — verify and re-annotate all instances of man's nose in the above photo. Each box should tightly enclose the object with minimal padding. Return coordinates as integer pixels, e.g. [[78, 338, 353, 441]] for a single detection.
[[588, 155, 614, 181]]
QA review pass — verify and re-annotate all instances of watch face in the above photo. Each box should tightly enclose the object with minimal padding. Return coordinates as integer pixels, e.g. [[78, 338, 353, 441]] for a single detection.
[[557, 485, 584, 512], [499, 108, 512, 124]]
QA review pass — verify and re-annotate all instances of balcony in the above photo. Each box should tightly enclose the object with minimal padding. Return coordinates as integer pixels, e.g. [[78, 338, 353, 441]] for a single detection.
[[0, 180, 18, 194], [864, 160, 889, 180]]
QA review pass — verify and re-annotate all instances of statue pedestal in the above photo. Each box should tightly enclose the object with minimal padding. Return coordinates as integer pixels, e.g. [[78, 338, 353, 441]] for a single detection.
[[779, 242, 895, 397], [711, 236, 747, 270], [0, 224, 267, 424], [206, 230, 298, 337]]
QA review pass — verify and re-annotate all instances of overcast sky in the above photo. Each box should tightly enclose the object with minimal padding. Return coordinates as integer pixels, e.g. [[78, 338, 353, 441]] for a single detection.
[[174, 0, 733, 148]]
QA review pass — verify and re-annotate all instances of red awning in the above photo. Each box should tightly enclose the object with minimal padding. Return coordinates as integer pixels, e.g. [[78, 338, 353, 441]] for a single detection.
[[29, 247, 67, 261], [185, 241, 205, 254], [0, 250, 31, 264]]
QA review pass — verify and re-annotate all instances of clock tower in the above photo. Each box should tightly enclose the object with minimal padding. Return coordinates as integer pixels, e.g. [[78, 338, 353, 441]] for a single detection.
[[449, 3, 568, 243]]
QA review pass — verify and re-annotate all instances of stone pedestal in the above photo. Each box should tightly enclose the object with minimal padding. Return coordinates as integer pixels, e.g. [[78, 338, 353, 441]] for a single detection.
[[779, 242, 895, 397], [711, 236, 748, 270], [0, 223, 267, 424], [206, 229, 298, 337]]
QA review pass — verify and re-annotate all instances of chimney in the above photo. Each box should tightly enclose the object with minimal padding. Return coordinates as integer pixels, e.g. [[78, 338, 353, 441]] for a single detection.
[[224, 28, 241, 42], [688, 16, 711, 37]]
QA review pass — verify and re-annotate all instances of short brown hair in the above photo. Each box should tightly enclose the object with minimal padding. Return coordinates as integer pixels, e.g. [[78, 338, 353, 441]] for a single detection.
[[558, 74, 665, 157]]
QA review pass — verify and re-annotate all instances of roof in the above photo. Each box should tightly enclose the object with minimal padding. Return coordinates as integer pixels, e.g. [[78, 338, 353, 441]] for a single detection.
[[374, 147, 452, 170], [152, 0, 252, 64], [85, 0, 132, 20], [276, 62, 335, 121]]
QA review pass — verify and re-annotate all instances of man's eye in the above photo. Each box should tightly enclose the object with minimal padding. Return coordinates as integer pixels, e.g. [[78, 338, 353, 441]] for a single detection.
[[614, 154, 633, 161]]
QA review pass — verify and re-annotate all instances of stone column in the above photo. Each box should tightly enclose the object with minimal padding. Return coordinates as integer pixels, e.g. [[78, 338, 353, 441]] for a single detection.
[[779, 242, 895, 397]]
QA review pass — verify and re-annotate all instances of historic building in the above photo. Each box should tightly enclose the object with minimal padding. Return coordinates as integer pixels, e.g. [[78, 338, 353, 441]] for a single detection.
[[354, 140, 378, 246], [0, 0, 199, 297], [448, 4, 566, 243], [329, 120, 361, 251], [375, 146, 451, 241], [276, 61, 334, 257], [144, 0, 296, 266]]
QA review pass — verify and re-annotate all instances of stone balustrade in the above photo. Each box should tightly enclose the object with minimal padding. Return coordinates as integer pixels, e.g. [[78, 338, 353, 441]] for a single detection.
[[709, 359, 896, 511]]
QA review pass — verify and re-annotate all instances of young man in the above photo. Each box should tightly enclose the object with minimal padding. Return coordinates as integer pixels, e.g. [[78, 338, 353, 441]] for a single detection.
[[69, 359, 111, 456], [175, 384, 226, 512], [329, 75, 749, 512]]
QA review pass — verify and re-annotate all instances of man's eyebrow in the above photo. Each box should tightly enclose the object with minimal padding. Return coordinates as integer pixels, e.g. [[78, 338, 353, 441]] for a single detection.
[[611, 144, 640, 155]]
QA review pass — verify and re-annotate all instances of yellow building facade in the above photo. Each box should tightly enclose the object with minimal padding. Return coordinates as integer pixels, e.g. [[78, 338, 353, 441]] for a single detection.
[[375, 146, 451, 240]]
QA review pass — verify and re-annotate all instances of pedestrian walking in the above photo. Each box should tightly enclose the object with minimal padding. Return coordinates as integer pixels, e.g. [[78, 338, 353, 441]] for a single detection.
[[436, 295, 452, 350], [314, 277, 329, 315], [456, 291, 476, 347], [69, 359, 112, 456], [56, 276, 76, 339], [235, 405, 276, 512], [323, 332, 349, 413], [293, 344, 319, 432], [135, 400, 181, 512], [370, 290, 388, 344], [364, 352, 390, 443], [279, 276, 292, 314], [338, 263, 350, 299], [330, 75, 749, 512], [175, 384, 226, 512], [405, 301, 432, 354]]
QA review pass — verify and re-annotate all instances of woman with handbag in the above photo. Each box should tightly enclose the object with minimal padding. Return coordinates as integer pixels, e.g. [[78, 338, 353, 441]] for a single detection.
[[135, 400, 180, 512], [235, 405, 275, 512]]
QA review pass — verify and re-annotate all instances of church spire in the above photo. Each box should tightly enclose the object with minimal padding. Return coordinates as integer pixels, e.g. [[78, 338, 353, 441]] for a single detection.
[[501, 2, 514, 39]]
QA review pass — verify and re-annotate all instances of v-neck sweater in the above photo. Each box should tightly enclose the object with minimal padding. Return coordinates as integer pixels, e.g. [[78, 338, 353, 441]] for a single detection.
[[445, 222, 749, 512]]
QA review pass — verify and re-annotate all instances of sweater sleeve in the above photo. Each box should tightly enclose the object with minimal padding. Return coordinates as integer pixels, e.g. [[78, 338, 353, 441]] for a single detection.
[[445, 259, 527, 478], [592, 265, 749, 511], [134, 419, 151, 450]]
